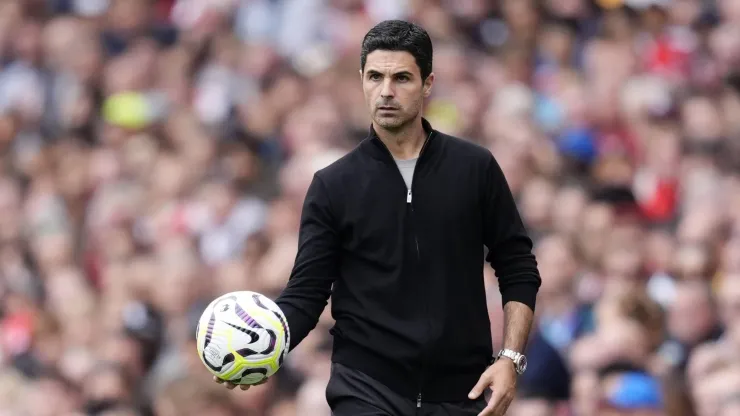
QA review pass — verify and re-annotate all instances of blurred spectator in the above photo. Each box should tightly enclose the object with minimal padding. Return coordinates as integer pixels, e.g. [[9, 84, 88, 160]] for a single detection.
[[0, 0, 740, 415]]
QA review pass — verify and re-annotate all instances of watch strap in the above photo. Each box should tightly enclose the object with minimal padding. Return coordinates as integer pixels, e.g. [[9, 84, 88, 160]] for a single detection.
[[496, 349, 525, 374]]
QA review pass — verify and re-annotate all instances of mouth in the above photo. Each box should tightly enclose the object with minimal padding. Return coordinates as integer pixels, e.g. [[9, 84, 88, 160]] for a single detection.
[[377, 106, 399, 111]]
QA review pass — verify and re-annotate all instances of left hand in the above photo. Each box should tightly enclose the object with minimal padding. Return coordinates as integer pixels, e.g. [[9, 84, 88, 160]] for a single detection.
[[468, 358, 517, 416]]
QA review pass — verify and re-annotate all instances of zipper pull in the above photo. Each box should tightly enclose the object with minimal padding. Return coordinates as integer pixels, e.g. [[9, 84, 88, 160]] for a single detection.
[[407, 189, 412, 204], [417, 393, 422, 408]]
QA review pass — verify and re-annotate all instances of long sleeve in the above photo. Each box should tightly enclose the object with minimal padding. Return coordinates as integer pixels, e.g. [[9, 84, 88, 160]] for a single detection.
[[482, 155, 541, 311], [276, 174, 340, 351]]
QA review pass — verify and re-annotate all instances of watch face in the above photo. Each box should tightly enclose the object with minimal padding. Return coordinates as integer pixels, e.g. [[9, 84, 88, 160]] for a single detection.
[[517, 355, 528, 374]]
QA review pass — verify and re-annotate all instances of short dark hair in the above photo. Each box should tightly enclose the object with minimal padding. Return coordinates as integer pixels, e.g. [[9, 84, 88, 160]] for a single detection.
[[360, 20, 433, 81]]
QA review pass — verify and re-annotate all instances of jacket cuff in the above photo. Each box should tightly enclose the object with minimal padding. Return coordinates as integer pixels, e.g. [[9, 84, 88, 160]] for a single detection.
[[500, 282, 538, 311]]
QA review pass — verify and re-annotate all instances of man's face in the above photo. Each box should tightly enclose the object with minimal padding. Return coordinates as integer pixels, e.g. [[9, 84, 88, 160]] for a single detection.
[[361, 50, 433, 131], [667, 283, 715, 345]]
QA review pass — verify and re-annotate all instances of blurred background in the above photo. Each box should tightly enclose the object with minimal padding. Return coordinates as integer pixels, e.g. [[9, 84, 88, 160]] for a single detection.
[[1, 0, 740, 415]]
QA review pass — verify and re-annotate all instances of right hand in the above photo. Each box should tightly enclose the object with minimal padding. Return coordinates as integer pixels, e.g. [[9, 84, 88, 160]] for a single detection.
[[213, 376, 268, 391]]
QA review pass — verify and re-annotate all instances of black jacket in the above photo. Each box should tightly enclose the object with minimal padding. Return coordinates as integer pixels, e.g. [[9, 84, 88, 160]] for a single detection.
[[276, 119, 541, 403]]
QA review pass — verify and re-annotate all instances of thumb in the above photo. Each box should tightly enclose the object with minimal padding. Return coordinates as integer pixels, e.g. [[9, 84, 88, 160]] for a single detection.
[[468, 374, 490, 399]]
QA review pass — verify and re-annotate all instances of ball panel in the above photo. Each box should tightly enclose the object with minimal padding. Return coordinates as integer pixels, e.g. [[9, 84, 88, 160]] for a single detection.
[[239, 367, 268, 385], [253, 293, 292, 355]]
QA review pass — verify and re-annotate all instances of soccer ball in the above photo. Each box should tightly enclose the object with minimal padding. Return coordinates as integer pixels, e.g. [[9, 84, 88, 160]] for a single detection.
[[196, 291, 290, 385]]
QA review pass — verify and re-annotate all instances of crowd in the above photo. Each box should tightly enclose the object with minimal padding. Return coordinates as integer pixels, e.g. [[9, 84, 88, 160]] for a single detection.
[[1, 0, 740, 415]]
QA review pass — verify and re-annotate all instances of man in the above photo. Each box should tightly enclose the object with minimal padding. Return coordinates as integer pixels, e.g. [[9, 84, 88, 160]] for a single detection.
[[215, 20, 541, 416], [659, 280, 722, 372]]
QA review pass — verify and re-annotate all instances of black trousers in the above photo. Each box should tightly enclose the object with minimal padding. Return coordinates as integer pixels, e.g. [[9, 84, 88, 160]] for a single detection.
[[326, 362, 488, 416]]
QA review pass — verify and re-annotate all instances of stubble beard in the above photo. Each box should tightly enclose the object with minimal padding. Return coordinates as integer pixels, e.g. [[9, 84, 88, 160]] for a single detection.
[[373, 108, 418, 132]]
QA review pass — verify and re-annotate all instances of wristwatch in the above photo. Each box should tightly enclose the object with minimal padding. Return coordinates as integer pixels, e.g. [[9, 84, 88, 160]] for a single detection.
[[496, 349, 528, 375]]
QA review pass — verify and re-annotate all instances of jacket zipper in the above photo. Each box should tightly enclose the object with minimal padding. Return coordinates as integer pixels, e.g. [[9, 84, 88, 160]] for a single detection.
[[373, 128, 432, 203], [410, 131, 432, 409], [404, 130, 432, 202], [408, 187, 424, 409], [373, 129, 432, 408]]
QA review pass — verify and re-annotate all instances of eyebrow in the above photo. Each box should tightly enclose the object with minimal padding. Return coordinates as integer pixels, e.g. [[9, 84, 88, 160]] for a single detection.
[[365, 69, 415, 78]]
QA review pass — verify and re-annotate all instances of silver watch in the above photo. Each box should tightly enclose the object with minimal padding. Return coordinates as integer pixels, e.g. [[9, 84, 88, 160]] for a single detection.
[[496, 349, 528, 375]]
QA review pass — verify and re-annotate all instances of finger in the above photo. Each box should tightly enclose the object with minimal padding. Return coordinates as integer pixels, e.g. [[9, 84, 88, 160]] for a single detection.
[[477, 398, 497, 416], [225, 382, 237, 390], [478, 389, 504, 416], [491, 392, 514, 416], [239, 384, 251, 391], [468, 375, 490, 399]]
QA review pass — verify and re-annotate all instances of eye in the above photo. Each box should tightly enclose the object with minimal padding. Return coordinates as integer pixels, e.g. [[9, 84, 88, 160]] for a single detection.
[[369, 73, 381, 81], [396, 75, 410, 82]]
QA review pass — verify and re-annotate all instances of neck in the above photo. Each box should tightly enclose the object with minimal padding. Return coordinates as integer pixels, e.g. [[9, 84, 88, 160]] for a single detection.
[[374, 117, 426, 160]]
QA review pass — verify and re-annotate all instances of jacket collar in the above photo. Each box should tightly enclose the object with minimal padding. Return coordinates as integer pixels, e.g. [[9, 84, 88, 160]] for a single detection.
[[362, 117, 437, 163]]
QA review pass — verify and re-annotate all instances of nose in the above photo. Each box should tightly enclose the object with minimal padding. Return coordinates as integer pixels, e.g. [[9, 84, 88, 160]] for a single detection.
[[380, 79, 394, 100]]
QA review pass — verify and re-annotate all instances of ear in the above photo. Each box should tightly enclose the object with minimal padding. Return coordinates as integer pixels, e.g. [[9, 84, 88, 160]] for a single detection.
[[359, 69, 363, 82], [423, 73, 434, 98]]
